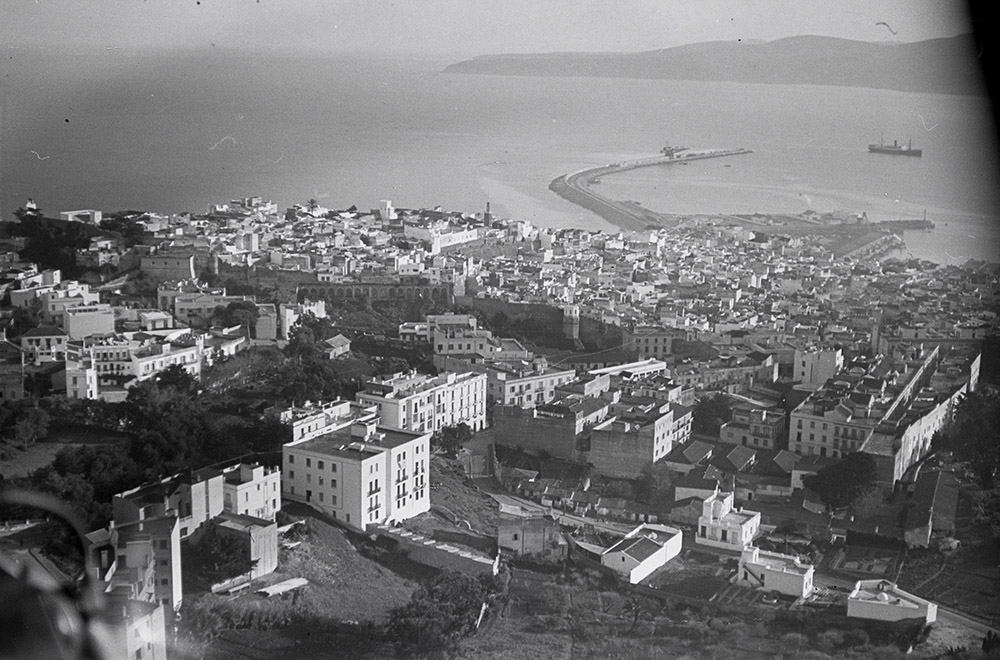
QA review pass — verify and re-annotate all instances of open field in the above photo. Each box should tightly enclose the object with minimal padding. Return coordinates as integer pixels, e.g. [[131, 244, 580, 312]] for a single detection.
[[404, 454, 499, 537], [180, 505, 417, 660], [0, 426, 130, 479], [454, 564, 951, 660]]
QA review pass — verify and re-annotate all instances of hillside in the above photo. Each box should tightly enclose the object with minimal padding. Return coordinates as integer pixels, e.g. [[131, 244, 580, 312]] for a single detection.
[[444, 34, 987, 96]]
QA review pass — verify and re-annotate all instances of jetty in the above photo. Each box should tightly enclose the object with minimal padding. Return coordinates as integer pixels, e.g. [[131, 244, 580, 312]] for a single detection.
[[549, 147, 752, 230]]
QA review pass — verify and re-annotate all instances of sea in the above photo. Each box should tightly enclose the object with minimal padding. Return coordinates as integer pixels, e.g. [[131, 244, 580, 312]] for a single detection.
[[2, 50, 999, 265]]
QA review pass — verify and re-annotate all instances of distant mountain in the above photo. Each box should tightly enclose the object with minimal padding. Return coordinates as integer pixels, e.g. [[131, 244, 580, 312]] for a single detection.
[[444, 34, 987, 96]]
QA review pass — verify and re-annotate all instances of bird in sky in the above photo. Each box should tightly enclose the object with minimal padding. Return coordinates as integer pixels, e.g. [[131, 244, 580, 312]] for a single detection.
[[875, 21, 898, 36]]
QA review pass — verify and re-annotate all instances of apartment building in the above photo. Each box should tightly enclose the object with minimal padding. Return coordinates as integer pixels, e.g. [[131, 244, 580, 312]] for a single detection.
[[787, 346, 975, 487], [221, 463, 281, 521], [622, 325, 683, 360], [794, 347, 844, 389], [435, 355, 577, 408], [588, 400, 693, 479], [720, 405, 787, 450], [65, 356, 99, 399], [282, 416, 430, 529], [113, 468, 224, 542], [64, 303, 116, 340], [86, 514, 183, 612], [19, 326, 69, 364], [357, 370, 487, 433]]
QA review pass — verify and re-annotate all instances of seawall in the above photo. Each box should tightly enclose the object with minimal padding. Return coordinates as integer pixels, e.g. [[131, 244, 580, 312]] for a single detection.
[[549, 149, 753, 231]]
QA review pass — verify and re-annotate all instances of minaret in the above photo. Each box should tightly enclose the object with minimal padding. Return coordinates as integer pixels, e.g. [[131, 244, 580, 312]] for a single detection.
[[484, 201, 493, 224]]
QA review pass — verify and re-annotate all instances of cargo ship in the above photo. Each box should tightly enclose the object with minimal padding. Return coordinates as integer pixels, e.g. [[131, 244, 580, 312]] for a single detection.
[[868, 137, 922, 157]]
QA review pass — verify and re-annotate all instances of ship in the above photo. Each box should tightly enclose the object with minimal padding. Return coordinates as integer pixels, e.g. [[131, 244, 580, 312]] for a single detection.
[[868, 136, 922, 157]]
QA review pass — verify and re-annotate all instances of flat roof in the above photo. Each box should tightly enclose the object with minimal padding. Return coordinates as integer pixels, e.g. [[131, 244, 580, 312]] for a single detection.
[[290, 426, 425, 458], [750, 549, 812, 575]]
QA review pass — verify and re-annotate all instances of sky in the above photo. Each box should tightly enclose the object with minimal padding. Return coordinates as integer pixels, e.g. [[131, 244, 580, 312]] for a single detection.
[[1, 0, 979, 57]]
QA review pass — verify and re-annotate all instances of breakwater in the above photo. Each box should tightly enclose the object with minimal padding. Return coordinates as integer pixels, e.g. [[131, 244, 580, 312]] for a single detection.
[[549, 149, 753, 230]]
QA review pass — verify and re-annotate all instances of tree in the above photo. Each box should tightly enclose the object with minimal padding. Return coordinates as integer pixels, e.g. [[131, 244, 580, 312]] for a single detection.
[[13, 204, 43, 222], [4, 298, 43, 338], [851, 487, 885, 521], [183, 526, 257, 580], [99, 214, 146, 247], [692, 393, 733, 434], [155, 364, 198, 395], [212, 300, 259, 338], [436, 423, 472, 456], [636, 461, 678, 504], [385, 570, 493, 654], [12, 407, 50, 450], [973, 487, 1000, 546], [285, 323, 319, 360], [803, 452, 878, 509]]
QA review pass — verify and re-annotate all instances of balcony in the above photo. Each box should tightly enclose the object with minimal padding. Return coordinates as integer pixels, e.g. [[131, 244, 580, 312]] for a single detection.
[[368, 484, 382, 496]]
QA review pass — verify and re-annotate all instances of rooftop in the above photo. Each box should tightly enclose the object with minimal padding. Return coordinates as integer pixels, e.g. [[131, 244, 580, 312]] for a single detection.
[[291, 425, 426, 458]]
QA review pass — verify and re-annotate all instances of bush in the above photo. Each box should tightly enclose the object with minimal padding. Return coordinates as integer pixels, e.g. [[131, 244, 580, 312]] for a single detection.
[[815, 629, 844, 651], [842, 627, 870, 647], [781, 632, 808, 650]]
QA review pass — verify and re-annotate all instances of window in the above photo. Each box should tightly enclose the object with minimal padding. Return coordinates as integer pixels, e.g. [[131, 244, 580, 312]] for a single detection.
[[318, 460, 325, 470], [331, 463, 337, 473], [289, 470, 295, 479], [160, 578, 168, 585], [288, 455, 295, 464], [306, 458, 311, 468]]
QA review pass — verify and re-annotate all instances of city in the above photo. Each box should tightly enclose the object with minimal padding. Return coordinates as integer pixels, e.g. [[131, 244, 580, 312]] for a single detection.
[[0, 192, 997, 659]]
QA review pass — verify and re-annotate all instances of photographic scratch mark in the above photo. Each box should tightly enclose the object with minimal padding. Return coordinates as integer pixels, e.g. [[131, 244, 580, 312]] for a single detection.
[[918, 115, 938, 131], [273, 150, 286, 164], [30, 150, 50, 161], [236, 114, 245, 121], [209, 136, 237, 151], [875, 21, 898, 36]]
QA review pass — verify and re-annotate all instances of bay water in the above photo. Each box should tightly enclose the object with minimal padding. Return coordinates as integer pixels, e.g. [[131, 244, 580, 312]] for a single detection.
[[2, 50, 997, 264]]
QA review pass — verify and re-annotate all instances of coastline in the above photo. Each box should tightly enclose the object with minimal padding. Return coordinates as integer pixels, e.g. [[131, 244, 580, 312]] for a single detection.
[[548, 148, 753, 232], [548, 148, 937, 261]]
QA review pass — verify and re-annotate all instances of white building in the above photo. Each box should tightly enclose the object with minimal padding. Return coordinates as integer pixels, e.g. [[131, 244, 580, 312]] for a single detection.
[[794, 347, 844, 389], [847, 579, 937, 624], [737, 545, 814, 598], [64, 304, 116, 340], [60, 209, 103, 224], [356, 370, 487, 433], [601, 523, 683, 584], [221, 463, 281, 521], [20, 326, 69, 364], [282, 415, 430, 529], [434, 355, 577, 409], [695, 489, 761, 550], [66, 357, 99, 399]]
